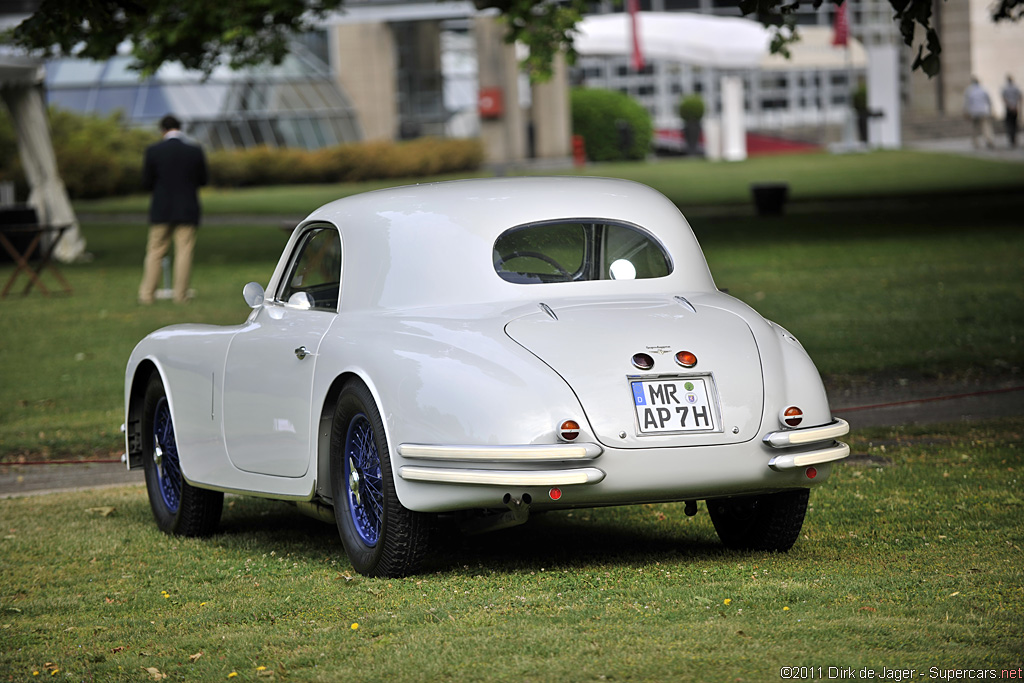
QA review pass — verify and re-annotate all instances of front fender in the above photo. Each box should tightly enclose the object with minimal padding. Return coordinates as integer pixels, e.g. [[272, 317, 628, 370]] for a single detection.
[[124, 324, 236, 479]]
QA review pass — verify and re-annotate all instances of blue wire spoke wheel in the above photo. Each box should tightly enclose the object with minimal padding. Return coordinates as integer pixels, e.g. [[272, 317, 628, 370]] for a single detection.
[[331, 382, 430, 577], [141, 374, 222, 536], [343, 413, 384, 546], [151, 396, 182, 514]]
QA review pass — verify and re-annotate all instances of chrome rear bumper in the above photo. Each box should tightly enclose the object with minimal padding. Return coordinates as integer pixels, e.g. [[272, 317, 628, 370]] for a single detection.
[[398, 466, 606, 486]]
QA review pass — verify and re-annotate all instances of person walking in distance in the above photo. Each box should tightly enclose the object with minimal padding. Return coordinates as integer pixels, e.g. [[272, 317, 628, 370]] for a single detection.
[[964, 77, 995, 150], [138, 114, 208, 304], [1001, 75, 1021, 148]]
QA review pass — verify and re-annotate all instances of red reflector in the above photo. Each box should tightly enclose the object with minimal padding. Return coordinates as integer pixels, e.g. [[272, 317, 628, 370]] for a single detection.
[[559, 420, 580, 441], [549, 487, 562, 501], [782, 406, 803, 427], [632, 353, 655, 370], [675, 350, 697, 368], [806, 467, 818, 479]]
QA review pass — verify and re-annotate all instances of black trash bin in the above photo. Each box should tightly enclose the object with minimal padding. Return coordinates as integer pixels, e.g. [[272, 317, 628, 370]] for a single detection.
[[750, 183, 789, 216]]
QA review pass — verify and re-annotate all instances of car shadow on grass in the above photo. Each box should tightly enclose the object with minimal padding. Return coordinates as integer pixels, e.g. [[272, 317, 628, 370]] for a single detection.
[[208, 496, 735, 574], [426, 510, 731, 574]]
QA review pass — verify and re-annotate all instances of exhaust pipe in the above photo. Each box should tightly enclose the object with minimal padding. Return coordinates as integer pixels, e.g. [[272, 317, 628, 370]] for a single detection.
[[293, 500, 337, 524], [461, 493, 532, 535]]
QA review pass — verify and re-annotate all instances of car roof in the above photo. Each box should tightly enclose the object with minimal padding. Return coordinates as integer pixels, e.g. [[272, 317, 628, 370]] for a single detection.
[[295, 176, 717, 311]]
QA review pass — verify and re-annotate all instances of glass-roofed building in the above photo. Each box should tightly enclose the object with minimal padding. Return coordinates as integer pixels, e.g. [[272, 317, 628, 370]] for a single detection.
[[44, 37, 363, 149]]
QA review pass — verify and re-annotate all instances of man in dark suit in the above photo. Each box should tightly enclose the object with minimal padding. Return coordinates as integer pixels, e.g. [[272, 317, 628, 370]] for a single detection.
[[138, 114, 208, 304]]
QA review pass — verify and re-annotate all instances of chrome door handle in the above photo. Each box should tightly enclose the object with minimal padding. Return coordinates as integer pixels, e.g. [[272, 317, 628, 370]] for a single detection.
[[294, 346, 310, 360]]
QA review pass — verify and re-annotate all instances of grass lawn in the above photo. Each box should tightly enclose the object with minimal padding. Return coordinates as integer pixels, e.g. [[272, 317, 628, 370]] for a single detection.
[[1, 419, 1021, 680], [1, 152, 1021, 680], [73, 149, 1024, 216]]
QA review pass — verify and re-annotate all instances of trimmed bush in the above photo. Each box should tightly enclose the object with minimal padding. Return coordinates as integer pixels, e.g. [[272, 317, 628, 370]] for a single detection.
[[208, 137, 484, 187], [678, 94, 705, 122], [571, 88, 653, 162]]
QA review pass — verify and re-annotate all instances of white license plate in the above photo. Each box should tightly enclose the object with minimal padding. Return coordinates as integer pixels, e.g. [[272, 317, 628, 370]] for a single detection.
[[631, 377, 719, 434]]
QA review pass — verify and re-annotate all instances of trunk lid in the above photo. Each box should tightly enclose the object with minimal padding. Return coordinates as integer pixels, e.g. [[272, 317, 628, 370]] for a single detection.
[[505, 297, 764, 449]]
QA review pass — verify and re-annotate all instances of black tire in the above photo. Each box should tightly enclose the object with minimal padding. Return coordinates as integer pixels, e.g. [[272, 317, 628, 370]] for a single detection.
[[330, 382, 431, 577], [707, 488, 809, 552], [141, 373, 223, 536]]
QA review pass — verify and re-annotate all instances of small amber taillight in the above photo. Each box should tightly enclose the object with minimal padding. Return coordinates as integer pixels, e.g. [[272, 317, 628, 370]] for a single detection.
[[782, 406, 803, 428], [558, 420, 580, 441]]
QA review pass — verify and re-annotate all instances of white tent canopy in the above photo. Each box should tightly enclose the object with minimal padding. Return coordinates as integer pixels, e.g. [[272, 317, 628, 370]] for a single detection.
[[1, 51, 85, 263], [575, 12, 772, 70]]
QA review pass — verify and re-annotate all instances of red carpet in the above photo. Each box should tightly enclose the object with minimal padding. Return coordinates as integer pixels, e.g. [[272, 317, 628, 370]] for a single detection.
[[654, 129, 820, 156]]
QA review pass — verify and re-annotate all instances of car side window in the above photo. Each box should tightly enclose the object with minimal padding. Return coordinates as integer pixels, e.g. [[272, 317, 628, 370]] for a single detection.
[[279, 227, 341, 311]]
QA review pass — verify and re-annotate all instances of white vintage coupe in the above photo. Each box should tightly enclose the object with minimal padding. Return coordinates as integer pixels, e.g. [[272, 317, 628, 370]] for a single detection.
[[124, 177, 849, 577]]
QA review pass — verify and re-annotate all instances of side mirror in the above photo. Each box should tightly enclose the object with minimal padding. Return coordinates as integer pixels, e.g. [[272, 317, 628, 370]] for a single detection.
[[242, 282, 265, 308], [286, 291, 313, 310]]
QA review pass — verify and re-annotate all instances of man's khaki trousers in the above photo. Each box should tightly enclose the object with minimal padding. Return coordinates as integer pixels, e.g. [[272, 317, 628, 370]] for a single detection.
[[138, 224, 196, 304]]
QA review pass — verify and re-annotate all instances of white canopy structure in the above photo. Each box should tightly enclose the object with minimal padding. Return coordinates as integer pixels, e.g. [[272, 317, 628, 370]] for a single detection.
[[575, 12, 770, 161], [576, 12, 772, 70], [0, 51, 85, 263]]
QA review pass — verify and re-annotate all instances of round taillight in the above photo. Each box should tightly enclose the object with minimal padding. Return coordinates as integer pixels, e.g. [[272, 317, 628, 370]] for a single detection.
[[549, 487, 563, 501], [558, 420, 580, 441], [675, 350, 697, 368], [631, 353, 655, 370], [806, 467, 818, 479], [782, 406, 803, 427]]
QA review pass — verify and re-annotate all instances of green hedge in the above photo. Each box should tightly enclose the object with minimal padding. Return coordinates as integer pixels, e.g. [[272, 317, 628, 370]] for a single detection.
[[0, 107, 484, 198], [570, 88, 653, 162], [207, 137, 484, 187]]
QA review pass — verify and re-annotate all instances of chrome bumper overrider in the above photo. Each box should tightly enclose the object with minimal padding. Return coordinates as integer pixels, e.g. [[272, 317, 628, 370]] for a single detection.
[[398, 466, 606, 486], [762, 418, 851, 472]]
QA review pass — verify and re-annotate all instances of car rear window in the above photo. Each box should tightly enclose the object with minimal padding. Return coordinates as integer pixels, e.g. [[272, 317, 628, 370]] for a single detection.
[[493, 221, 672, 284]]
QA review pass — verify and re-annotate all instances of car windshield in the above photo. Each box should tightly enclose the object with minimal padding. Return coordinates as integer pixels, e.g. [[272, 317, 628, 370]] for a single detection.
[[493, 221, 672, 284]]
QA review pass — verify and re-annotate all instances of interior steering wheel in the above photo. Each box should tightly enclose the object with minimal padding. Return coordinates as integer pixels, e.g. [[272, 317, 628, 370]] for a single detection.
[[496, 250, 572, 279]]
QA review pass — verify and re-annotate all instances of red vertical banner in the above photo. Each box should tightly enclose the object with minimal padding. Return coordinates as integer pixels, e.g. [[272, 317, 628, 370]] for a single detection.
[[832, 1, 849, 47], [628, 0, 645, 71]]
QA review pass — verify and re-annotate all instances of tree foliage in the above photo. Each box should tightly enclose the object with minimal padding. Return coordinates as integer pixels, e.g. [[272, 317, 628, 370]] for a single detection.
[[8, 0, 345, 76], [5, 0, 1022, 81]]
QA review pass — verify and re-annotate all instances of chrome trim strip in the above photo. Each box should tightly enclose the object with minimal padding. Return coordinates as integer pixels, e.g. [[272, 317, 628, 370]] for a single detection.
[[767, 442, 850, 471], [674, 295, 697, 313], [398, 466, 606, 486], [763, 418, 850, 449], [398, 442, 602, 462]]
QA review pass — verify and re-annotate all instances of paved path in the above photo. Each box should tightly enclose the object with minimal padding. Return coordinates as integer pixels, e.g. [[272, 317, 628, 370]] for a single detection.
[[830, 383, 1024, 428], [907, 136, 1024, 163], [2, 382, 1020, 499]]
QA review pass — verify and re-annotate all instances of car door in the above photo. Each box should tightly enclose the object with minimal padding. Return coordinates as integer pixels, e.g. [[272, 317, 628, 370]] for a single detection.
[[222, 225, 342, 478]]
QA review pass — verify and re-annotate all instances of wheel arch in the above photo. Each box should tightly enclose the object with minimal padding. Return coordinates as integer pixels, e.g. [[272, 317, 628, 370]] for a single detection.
[[125, 359, 165, 470], [315, 371, 386, 502]]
